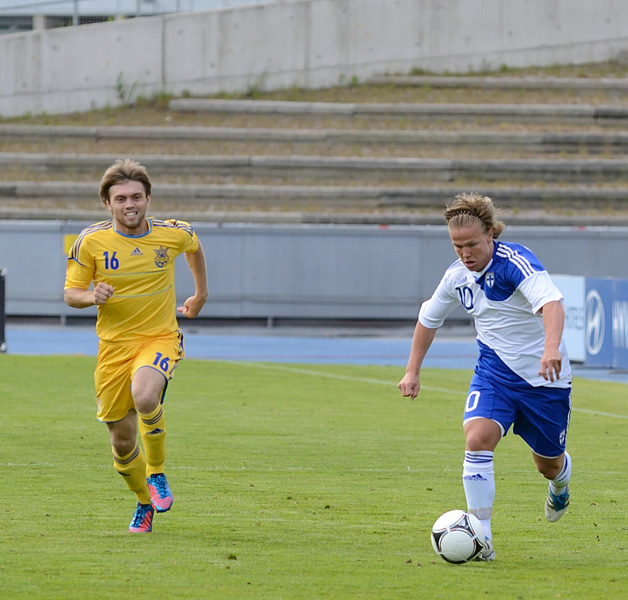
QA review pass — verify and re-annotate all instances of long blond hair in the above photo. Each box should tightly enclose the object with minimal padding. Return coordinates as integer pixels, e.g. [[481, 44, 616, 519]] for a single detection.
[[444, 193, 505, 239]]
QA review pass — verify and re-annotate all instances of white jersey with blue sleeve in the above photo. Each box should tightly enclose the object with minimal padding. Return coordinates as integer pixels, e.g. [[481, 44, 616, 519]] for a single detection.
[[418, 240, 572, 388]]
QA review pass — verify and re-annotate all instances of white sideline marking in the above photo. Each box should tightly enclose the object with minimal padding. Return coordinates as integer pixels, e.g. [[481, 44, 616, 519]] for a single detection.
[[1, 462, 443, 473], [571, 407, 628, 420], [228, 360, 461, 395], [229, 360, 628, 420]]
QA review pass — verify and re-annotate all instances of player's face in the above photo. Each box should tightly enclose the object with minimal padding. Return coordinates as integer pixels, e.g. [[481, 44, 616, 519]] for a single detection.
[[105, 180, 150, 235], [449, 222, 494, 272]]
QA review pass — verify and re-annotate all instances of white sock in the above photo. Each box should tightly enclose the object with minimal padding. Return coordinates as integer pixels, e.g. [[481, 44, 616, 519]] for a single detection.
[[463, 450, 495, 540], [549, 451, 571, 496]]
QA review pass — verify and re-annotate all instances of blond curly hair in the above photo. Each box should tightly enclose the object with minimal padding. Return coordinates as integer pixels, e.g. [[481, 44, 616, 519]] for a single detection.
[[444, 193, 505, 239]]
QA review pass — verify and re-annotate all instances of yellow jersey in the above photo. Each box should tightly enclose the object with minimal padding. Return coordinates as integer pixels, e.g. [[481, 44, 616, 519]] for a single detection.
[[65, 217, 199, 343]]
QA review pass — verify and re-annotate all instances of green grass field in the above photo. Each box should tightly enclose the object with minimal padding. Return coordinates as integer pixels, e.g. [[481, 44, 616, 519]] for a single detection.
[[1, 355, 628, 599]]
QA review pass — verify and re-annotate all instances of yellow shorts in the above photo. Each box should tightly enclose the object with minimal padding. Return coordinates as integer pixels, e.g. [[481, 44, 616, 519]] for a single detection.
[[94, 331, 185, 423]]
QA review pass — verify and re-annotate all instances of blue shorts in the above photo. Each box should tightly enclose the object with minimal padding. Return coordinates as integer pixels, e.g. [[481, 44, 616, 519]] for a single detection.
[[463, 371, 571, 458]]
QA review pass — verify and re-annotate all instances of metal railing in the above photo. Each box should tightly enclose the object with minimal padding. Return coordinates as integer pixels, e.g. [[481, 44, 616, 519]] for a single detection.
[[0, 0, 275, 31]]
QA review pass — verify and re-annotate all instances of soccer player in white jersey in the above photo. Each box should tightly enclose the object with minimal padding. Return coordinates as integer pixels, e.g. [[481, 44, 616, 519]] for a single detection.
[[398, 193, 572, 562]]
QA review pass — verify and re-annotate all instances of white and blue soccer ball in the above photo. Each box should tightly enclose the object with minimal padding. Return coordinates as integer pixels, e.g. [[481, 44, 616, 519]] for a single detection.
[[430, 510, 485, 564]]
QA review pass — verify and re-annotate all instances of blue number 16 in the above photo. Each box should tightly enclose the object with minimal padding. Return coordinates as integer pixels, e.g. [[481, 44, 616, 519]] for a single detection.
[[103, 251, 119, 270], [153, 353, 170, 372]]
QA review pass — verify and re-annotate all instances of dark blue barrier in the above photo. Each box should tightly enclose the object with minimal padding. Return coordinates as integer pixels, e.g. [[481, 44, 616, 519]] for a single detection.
[[585, 277, 628, 368], [611, 279, 628, 368], [0, 269, 5, 352]]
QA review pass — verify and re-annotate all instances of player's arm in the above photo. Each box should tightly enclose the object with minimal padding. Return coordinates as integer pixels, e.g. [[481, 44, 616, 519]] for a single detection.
[[399, 269, 458, 399], [177, 241, 209, 319], [538, 299, 565, 382], [398, 321, 438, 400], [64, 282, 114, 308]]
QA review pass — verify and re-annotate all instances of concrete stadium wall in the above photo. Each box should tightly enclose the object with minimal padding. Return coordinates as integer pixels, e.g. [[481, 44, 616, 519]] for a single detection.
[[1, 220, 626, 322], [2, 0, 628, 117]]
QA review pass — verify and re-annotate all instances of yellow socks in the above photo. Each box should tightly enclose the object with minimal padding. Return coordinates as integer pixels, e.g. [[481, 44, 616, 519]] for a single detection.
[[138, 405, 167, 477], [113, 406, 167, 504], [113, 444, 151, 505]]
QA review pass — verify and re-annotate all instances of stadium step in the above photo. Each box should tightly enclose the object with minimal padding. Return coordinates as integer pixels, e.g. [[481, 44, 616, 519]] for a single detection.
[[3, 66, 628, 225], [1, 181, 627, 225], [3, 124, 628, 154], [168, 98, 628, 125], [367, 74, 628, 92], [2, 152, 628, 184]]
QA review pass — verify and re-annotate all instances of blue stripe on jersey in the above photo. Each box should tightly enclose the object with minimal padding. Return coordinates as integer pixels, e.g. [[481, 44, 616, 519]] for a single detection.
[[476, 340, 530, 388], [476, 241, 545, 302], [152, 219, 195, 237], [70, 219, 112, 262], [495, 244, 536, 277]]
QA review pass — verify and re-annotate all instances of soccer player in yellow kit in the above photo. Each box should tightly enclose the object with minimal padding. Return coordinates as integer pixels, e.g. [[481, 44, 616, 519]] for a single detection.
[[64, 158, 208, 533]]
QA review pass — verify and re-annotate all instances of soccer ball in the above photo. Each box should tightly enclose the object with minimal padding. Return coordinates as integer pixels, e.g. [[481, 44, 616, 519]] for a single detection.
[[430, 510, 485, 564]]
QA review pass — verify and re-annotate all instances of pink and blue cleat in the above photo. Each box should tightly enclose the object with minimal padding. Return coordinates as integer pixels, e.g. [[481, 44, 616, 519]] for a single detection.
[[147, 473, 173, 513], [129, 502, 154, 533]]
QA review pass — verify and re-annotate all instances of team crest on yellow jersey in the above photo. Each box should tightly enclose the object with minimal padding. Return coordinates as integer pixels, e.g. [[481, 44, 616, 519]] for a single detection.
[[154, 245, 170, 268]]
